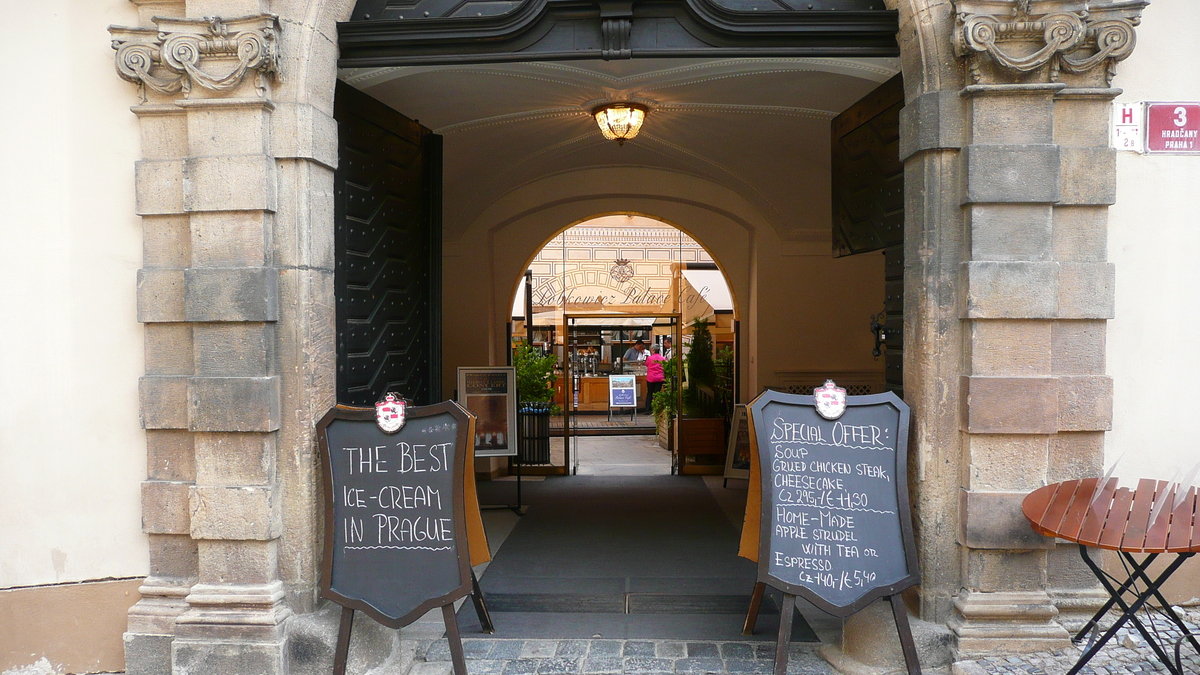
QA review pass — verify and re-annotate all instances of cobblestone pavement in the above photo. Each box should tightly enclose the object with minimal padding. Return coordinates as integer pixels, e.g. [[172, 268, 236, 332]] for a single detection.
[[415, 639, 834, 675], [955, 614, 1200, 675]]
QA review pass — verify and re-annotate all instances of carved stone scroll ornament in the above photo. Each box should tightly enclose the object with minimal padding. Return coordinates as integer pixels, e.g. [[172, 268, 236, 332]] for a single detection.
[[110, 14, 280, 100], [954, 1, 1145, 85]]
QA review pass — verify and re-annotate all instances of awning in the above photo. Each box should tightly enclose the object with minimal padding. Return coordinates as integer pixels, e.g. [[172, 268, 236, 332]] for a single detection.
[[681, 270, 733, 312]]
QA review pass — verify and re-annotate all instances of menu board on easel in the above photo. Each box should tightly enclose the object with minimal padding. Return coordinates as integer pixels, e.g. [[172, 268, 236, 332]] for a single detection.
[[744, 384, 922, 675], [723, 404, 751, 482]]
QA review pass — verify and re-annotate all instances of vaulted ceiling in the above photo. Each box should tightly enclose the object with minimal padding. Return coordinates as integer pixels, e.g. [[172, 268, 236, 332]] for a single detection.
[[341, 57, 899, 243]]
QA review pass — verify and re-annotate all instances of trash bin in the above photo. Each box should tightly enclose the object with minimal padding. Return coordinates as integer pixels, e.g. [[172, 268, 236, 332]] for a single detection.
[[518, 403, 552, 465]]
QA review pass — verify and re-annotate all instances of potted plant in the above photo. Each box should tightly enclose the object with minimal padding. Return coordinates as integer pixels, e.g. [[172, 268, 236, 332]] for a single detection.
[[651, 356, 679, 449], [677, 318, 727, 474], [513, 343, 558, 410]]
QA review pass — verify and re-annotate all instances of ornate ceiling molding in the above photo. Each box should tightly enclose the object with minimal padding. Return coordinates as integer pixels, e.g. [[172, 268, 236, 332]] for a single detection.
[[109, 14, 281, 100], [953, 0, 1147, 85]]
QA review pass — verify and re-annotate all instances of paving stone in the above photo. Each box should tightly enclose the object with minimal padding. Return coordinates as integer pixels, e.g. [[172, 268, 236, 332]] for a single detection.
[[427, 639, 453, 661], [719, 644, 755, 660], [537, 657, 582, 674], [522, 641, 561, 659], [674, 657, 724, 673], [684, 643, 719, 659], [624, 642, 658, 658], [724, 659, 774, 674], [468, 660, 507, 675], [753, 645, 775, 659], [589, 641, 624, 657], [624, 657, 675, 672], [582, 657, 624, 674], [491, 642, 526, 660], [558, 640, 589, 657], [656, 642, 685, 659], [464, 641, 499, 659], [503, 659, 543, 675], [412, 662, 455, 675]]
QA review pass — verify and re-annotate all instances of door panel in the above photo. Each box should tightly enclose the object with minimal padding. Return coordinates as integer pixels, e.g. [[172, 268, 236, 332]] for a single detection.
[[334, 81, 443, 406], [831, 74, 904, 396]]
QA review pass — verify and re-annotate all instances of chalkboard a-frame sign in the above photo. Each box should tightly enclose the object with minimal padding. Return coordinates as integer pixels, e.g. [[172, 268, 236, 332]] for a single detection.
[[317, 401, 475, 675], [746, 388, 921, 675]]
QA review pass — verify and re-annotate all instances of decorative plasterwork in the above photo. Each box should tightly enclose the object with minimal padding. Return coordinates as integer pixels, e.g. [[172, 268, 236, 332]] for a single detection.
[[954, 0, 1147, 84], [110, 14, 280, 100]]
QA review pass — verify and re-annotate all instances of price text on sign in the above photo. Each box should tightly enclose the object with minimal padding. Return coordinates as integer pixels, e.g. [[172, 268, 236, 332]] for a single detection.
[[1146, 103, 1200, 154], [752, 390, 917, 615], [318, 403, 472, 627]]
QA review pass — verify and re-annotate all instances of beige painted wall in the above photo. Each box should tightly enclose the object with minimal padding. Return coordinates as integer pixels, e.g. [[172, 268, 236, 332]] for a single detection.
[[1107, 0, 1200, 602], [1108, 1, 1200, 484], [0, 0, 148, 589]]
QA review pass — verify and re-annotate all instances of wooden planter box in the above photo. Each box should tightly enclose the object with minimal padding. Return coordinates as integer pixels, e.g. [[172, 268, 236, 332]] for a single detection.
[[676, 417, 726, 475]]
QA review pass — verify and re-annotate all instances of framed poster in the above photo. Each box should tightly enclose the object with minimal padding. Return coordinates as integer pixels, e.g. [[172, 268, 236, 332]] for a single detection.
[[722, 404, 751, 481], [456, 367, 518, 457], [609, 375, 637, 408]]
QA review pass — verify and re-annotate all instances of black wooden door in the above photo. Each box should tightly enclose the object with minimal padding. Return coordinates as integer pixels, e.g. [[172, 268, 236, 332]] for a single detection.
[[334, 81, 442, 406], [831, 74, 903, 396]]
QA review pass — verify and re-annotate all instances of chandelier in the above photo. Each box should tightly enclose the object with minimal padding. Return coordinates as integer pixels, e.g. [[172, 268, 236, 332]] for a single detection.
[[593, 103, 647, 145]]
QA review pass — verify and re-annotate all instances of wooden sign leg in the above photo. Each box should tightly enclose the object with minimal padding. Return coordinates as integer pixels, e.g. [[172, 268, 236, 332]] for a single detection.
[[442, 603, 469, 675], [333, 606, 354, 675], [743, 581, 766, 635], [471, 569, 496, 634], [773, 593, 795, 675], [888, 594, 922, 675]]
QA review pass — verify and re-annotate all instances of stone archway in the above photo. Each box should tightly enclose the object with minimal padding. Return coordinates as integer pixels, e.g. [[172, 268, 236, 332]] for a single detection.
[[108, 0, 1145, 671]]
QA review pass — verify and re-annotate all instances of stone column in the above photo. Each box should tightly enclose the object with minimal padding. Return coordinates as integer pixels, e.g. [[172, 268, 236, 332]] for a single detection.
[[111, 10, 293, 673], [945, 0, 1144, 656]]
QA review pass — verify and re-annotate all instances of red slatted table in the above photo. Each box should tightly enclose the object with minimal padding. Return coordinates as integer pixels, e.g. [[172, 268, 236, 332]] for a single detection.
[[1023, 479, 1200, 675]]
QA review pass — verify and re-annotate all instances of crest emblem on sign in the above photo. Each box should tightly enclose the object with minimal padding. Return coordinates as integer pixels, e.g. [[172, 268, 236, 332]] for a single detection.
[[813, 380, 847, 420], [610, 258, 634, 283], [375, 393, 407, 433]]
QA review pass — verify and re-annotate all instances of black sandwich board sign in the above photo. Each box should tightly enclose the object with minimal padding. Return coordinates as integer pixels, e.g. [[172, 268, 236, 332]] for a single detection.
[[745, 384, 920, 675], [317, 400, 486, 675]]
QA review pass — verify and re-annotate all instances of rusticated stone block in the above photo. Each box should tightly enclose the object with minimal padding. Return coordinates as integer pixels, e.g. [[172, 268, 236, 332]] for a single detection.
[[1051, 320, 1105, 375], [969, 320, 1051, 376], [966, 261, 1057, 319], [198, 540, 279, 585], [188, 376, 281, 432], [1048, 431, 1105, 483], [133, 106, 187, 161], [148, 532, 199, 579], [194, 432, 275, 486], [961, 491, 1054, 551], [143, 215, 190, 268], [964, 145, 1060, 204], [964, 376, 1058, 434], [1046, 543, 1099, 590], [181, 100, 271, 157], [135, 159, 185, 215], [970, 93, 1055, 145], [193, 323, 275, 377], [1059, 147, 1116, 205], [183, 155, 277, 213], [125, 632, 175, 675], [966, 435, 1048, 491], [189, 485, 280, 541], [1052, 206, 1107, 262], [1057, 375, 1113, 431], [899, 90, 967, 160], [272, 103, 338, 169], [184, 267, 279, 322], [143, 480, 192, 534], [275, 161, 337, 270], [140, 375, 190, 429], [965, 549, 1051, 590], [137, 269, 186, 323], [1057, 262, 1115, 319], [189, 211, 270, 268], [146, 429, 195, 481], [970, 204, 1053, 261], [174, 639, 287, 675], [1054, 99, 1112, 148], [145, 322, 193, 377]]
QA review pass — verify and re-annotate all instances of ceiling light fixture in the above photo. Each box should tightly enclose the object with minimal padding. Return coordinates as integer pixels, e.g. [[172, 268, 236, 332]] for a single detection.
[[593, 103, 647, 145]]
